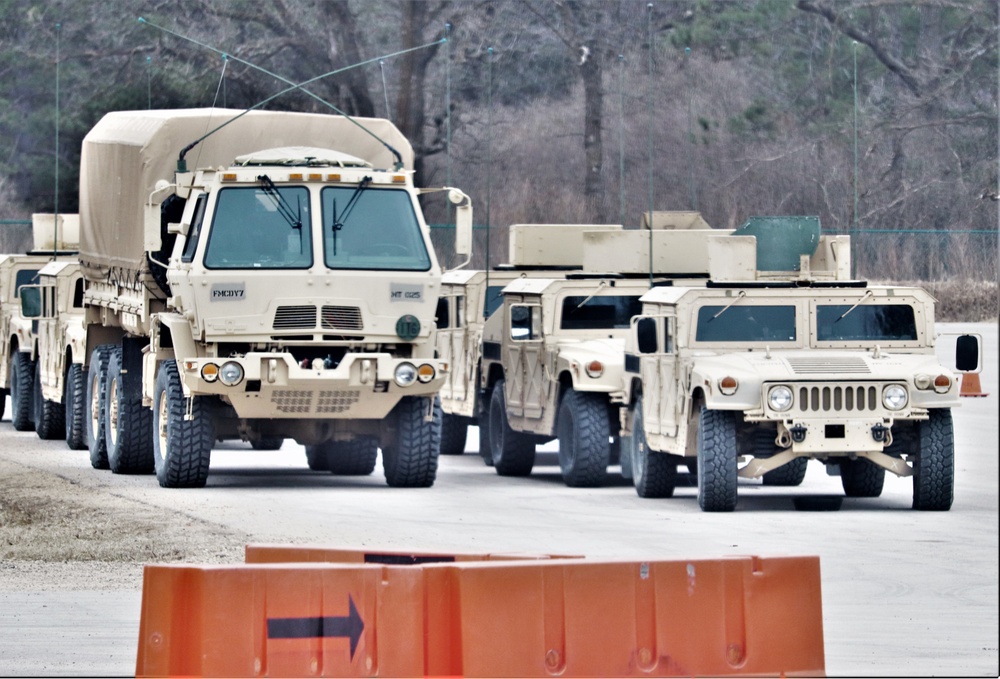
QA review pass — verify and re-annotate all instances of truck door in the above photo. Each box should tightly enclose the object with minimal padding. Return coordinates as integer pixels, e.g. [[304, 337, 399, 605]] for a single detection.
[[505, 302, 545, 418], [636, 313, 679, 438]]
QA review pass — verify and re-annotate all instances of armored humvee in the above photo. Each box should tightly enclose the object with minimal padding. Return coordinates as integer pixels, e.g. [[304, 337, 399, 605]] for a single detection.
[[621, 217, 979, 511]]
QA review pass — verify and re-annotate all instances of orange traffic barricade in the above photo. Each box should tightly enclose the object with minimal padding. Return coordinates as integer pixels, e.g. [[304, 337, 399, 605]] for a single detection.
[[136, 550, 825, 677]]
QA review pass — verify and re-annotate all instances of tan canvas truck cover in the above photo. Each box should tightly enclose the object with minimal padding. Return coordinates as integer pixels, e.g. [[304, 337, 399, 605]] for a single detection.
[[78, 108, 413, 280]]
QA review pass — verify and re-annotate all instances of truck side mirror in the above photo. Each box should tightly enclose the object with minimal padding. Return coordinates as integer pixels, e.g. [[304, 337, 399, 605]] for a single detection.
[[955, 334, 981, 373], [20, 286, 43, 319], [449, 189, 473, 259], [636, 317, 658, 354]]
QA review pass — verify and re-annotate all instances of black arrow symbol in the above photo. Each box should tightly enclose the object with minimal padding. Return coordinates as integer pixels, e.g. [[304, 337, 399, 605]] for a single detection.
[[267, 595, 365, 659]]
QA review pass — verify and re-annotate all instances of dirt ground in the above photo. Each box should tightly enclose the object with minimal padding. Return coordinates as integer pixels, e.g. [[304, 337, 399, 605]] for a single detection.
[[0, 455, 248, 591]]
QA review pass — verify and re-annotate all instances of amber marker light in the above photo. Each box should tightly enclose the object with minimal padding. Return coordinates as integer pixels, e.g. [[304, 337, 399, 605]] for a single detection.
[[201, 363, 219, 383], [289, 173, 303, 181], [719, 376, 739, 395], [221, 173, 237, 182], [585, 360, 604, 378], [417, 364, 436, 383], [933, 374, 952, 393], [392, 175, 406, 183]]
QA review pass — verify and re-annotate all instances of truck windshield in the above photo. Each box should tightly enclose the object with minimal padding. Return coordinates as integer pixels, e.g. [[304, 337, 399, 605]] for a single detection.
[[204, 186, 312, 269], [560, 295, 643, 330], [321, 187, 431, 271], [696, 305, 796, 342], [816, 304, 917, 341]]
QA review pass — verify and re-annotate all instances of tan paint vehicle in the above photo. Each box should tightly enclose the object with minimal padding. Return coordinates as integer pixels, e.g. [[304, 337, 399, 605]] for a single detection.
[[620, 219, 979, 511], [0, 214, 79, 431], [62, 108, 471, 488], [20, 260, 87, 447], [435, 223, 621, 459]]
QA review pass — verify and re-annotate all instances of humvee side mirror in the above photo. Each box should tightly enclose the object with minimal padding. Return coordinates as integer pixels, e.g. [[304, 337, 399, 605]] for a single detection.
[[19, 286, 43, 319], [636, 317, 658, 354], [955, 334, 981, 373]]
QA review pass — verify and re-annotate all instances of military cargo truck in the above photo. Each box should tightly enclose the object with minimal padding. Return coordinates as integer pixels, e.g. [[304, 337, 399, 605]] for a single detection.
[[620, 217, 978, 511], [435, 223, 621, 459], [0, 213, 79, 430], [19, 259, 87, 447], [74, 108, 471, 488]]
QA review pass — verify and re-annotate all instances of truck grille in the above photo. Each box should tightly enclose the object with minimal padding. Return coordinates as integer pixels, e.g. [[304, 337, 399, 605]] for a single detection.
[[273, 305, 317, 330], [792, 384, 880, 414], [786, 357, 870, 374], [271, 389, 360, 414], [321, 306, 363, 331]]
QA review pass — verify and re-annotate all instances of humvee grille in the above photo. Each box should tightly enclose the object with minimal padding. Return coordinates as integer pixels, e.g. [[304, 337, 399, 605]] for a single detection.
[[321, 306, 363, 331], [787, 357, 870, 374], [793, 384, 880, 414], [274, 305, 318, 330], [271, 389, 361, 414]]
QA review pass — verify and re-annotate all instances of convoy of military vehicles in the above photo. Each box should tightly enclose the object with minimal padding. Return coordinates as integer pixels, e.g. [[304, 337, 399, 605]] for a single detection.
[[1, 107, 981, 511]]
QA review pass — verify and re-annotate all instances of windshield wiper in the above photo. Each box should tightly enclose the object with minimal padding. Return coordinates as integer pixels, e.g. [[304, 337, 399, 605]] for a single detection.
[[572, 280, 608, 311], [711, 290, 746, 320], [330, 175, 372, 256], [836, 289, 874, 321], [257, 174, 302, 231]]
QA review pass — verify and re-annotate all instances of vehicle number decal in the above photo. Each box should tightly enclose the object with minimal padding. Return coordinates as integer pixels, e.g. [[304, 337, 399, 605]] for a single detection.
[[211, 283, 246, 301]]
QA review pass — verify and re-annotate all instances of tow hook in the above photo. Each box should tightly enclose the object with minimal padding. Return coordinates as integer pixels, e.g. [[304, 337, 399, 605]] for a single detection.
[[790, 424, 807, 443], [871, 423, 890, 443]]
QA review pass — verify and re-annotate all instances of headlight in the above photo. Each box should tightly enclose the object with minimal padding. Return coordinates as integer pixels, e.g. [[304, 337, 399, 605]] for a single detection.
[[585, 360, 604, 378], [201, 363, 219, 383], [882, 384, 908, 411], [768, 385, 793, 412], [219, 361, 244, 386], [394, 362, 417, 387], [417, 363, 436, 383]]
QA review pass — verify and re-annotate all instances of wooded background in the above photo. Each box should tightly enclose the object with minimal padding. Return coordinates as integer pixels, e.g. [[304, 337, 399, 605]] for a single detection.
[[1, 0, 997, 281]]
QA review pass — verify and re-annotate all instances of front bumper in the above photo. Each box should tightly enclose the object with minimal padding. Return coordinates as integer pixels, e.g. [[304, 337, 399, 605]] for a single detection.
[[176, 352, 447, 420]]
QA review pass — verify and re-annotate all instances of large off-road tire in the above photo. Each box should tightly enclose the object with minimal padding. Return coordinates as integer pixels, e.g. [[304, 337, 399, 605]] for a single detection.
[[10, 351, 35, 432], [0, 387, 6, 420], [697, 407, 739, 512], [488, 380, 535, 476], [64, 364, 87, 450], [86, 346, 112, 469], [629, 397, 677, 498], [315, 438, 379, 476], [477, 403, 494, 466], [556, 389, 610, 488], [913, 409, 954, 511], [105, 348, 154, 474], [440, 413, 469, 455], [249, 436, 284, 451], [153, 360, 213, 488], [33, 361, 65, 440], [381, 396, 440, 488], [304, 446, 330, 471], [840, 458, 885, 498]]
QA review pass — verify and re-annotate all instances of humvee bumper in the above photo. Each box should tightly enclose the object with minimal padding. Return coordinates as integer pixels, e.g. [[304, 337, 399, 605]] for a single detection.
[[177, 352, 447, 419], [776, 417, 893, 454]]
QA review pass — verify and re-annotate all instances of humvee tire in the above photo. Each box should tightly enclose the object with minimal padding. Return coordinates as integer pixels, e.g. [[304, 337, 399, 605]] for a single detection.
[[86, 346, 112, 469], [382, 396, 440, 488], [697, 407, 738, 512], [105, 347, 154, 474], [440, 413, 469, 455], [913, 409, 954, 511], [322, 438, 379, 476], [304, 445, 330, 471], [64, 364, 87, 450], [557, 389, 611, 488], [10, 351, 35, 431], [840, 458, 885, 498], [33, 361, 64, 440], [489, 380, 535, 476], [629, 397, 677, 498], [249, 436, 284, 451], [0, 387, 6, 420], [153, 360, 213, 488], [477, 406, 493, 466]]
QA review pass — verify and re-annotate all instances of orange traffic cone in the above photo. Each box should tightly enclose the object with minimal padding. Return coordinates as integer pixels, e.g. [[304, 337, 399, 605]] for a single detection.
[[960, 373, 988, 397]]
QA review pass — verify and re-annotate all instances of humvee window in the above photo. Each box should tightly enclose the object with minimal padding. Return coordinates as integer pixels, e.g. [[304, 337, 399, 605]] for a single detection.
[[511, 305, 541, 340], [205, 187, 312, 269], [181, 194, 208, 263], [322, 187, 431, 271], [561, 295, 643, 330], [485, 286, 504, 319], [435, 297, 450, 329], [696, 305, 796, 342], [14, 269, 40, 298], [73, 278, 84, 308], [817, 304, 917, 341]]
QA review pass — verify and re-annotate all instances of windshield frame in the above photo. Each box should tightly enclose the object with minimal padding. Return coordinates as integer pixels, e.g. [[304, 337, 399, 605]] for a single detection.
[[811, 298, 925, 348]]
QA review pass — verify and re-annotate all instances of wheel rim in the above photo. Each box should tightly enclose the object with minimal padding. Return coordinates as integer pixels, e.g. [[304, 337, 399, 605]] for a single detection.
[[156, 391, 169, 462], [107, 377, 119, 448]]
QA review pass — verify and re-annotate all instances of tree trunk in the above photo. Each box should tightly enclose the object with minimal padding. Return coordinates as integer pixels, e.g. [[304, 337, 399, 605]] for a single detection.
[[581, 54, 605, 221]]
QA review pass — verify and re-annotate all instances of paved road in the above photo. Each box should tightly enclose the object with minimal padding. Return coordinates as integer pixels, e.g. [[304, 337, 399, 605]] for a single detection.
[[1, 323, 997, 676]]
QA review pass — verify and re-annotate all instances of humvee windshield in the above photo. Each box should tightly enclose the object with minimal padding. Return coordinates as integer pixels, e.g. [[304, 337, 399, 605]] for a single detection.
[[696, 305, 796, 342], [485, 285, 505, 319], [816, 304, 917, 341], [561, 295, 643, 330], [321, 187, 431, 271], [204, 186, 312, 269]]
